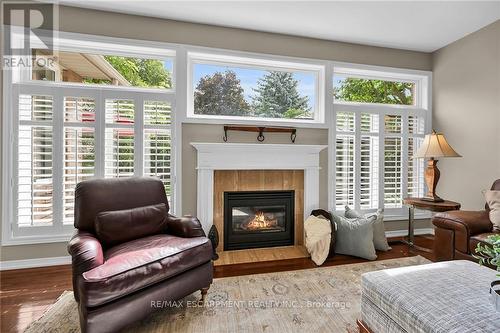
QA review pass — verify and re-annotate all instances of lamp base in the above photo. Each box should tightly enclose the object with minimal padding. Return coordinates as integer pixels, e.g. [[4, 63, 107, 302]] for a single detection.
[[421, 195, 444, 202], [423, 158, 443, 202]]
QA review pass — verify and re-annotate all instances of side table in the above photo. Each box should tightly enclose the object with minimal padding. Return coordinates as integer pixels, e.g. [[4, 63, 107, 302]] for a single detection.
[[392, 197, 461, 252]]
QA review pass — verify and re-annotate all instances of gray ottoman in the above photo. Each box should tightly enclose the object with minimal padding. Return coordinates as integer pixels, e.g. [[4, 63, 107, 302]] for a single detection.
[[360, 260, 500, 333]]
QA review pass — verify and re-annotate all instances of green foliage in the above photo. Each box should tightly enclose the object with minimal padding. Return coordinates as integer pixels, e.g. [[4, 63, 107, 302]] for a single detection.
[[252, 72, 310, 118], [474, 234, 500, 276], [283, 108, 309, 119], [194, 70, 250, 116], [100, 56, 172, 88], [117, 134, 134, 170], [334, 78, 414, 105]]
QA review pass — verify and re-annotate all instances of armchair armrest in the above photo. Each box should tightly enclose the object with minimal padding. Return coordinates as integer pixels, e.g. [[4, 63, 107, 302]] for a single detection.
[[68, 230, 104, 276], [432, 210, 493, 236], [433, 210, 493, 255], [166, 214, 206, 238]]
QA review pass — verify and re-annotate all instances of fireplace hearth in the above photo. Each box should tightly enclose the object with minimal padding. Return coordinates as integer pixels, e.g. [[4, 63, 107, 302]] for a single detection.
[[224, 190, 294, 250]]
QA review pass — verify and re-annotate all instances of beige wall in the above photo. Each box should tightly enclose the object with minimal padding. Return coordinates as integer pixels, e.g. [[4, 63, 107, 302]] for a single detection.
[[1, 6, 434, 261], [432, 20, 500, 210], [58, 7, 432, 70]]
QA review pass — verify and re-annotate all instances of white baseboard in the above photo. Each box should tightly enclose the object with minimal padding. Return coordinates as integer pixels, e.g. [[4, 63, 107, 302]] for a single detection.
[[0, 227, 435, 271], [385, 227, 435, 238], [0, 255, 71, 271]]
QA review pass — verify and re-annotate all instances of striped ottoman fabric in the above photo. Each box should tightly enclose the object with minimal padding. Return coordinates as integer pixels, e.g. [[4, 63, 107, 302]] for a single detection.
[[361, 260, 500, 333]]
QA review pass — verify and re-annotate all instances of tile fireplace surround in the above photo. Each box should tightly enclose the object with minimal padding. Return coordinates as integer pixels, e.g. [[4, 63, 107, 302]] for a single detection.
[[191, 143, 327, 235]]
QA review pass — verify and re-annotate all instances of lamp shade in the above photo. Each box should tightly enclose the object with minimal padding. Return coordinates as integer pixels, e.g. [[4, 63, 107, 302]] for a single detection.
[[413, 131, 461, 159]]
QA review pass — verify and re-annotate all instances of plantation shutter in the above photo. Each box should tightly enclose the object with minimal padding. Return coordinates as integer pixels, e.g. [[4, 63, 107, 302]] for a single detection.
[[360, 135, 379, 209], [407, 115, 426, 198], [143, 100, 173, 201], [335, 135, 355, 210], [105, 99, 135, 178], [11, 86, 175, 239], [63, 97, 96, 224], [17, 95, 54, 227], [383, 136, 402, 208], [333, 108, 427, 215]]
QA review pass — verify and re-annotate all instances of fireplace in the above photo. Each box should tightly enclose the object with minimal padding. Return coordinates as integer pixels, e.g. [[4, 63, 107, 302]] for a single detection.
[[223, 190, 294, 250]]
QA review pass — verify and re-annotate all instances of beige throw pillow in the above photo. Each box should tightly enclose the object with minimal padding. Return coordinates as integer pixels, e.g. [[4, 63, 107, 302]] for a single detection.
[[484, 190, 500, 231]]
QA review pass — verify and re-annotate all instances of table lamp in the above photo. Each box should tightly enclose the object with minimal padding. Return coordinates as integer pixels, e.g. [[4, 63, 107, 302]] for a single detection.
[[413, 130, 461, 202]]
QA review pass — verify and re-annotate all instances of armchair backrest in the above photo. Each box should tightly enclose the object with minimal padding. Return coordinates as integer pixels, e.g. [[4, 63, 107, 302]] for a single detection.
[[75, 177, 169, 233], [486, 179, 500, 210]]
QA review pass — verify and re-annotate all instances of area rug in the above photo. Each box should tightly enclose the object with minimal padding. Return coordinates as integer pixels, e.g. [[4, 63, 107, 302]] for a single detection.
[[25, 255, 430, 333]]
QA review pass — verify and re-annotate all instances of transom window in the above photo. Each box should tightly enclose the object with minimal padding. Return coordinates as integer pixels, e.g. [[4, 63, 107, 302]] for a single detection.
[[30, 49, 174, 89], [187, 52, 325, 123], [333, 75, 416, 106]]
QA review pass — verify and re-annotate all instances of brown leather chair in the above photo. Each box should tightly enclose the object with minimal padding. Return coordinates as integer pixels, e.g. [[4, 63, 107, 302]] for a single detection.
[[68, 177, 213, 333], [433, 179, 500, 261]]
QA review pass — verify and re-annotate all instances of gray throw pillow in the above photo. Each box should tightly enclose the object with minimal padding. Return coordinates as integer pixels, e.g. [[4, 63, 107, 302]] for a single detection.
[[333, 214, 377, 260], [345, 206, 391, 251]]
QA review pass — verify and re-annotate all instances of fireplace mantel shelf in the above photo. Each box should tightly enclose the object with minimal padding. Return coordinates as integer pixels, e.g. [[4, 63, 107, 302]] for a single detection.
[[191, 142, 327, 151], [191, 142, 327, 171], [191, 142, 327, 234]]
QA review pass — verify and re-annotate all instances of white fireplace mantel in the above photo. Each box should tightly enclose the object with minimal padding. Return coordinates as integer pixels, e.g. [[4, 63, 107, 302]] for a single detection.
[[191, 143, 327, 233]]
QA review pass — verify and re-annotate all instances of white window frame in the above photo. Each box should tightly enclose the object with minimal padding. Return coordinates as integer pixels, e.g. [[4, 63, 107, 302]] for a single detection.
[[328, 62, 432, 220], [2, 30, 433, 245], [184, 48, 327, 128], [2, 31, 181, 245]]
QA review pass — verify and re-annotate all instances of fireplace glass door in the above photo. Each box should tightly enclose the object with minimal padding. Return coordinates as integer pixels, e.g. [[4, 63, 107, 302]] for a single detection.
[[224, 191, 294, 250]]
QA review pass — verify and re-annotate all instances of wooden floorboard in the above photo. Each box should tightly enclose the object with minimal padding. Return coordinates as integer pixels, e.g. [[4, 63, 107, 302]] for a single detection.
[[0, 235, 435, 333], [0, 265, 73, 333]]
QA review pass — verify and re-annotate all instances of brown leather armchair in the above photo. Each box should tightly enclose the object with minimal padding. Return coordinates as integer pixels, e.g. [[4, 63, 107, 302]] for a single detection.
[[433, 179, 500, 261], [68, 177, 213, 333]]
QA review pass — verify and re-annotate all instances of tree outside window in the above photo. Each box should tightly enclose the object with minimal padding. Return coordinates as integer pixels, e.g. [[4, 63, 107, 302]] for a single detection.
[[192, 65, 315, 120]]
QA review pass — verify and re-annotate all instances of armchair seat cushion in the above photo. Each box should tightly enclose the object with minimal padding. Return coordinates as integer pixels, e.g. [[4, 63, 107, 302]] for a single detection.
[[470, 232, 499, 252], [79, 234, 212, 307]]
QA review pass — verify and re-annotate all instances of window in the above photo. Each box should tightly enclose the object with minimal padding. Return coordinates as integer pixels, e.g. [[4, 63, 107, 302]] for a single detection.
[[31, 49, 174, 89], [334, 75, 415, 106], [187, 52, 325, 123], [332, 67, 429, 217], [4, 31, 432, 244], [4, 36, 177, 243]]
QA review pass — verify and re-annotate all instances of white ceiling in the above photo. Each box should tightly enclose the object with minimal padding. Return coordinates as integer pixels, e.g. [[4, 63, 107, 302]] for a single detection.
[[58, 1, 500, 52]]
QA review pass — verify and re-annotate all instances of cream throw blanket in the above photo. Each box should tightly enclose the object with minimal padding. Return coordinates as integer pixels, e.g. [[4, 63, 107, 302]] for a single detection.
[[304, 215, 332, 266]]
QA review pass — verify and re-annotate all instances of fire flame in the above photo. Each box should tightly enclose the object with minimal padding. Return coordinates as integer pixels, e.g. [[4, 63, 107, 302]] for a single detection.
[[243, 211, 278, 230]]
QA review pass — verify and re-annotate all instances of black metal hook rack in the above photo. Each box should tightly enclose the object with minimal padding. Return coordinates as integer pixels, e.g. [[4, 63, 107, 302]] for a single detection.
[[223, 125, 297, 143]]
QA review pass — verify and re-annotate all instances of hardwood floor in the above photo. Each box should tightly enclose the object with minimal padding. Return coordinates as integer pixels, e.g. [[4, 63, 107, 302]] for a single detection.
[[215, 234, 435, 277], [1, 265, 73, 333], [0, 235, 435, 333]]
